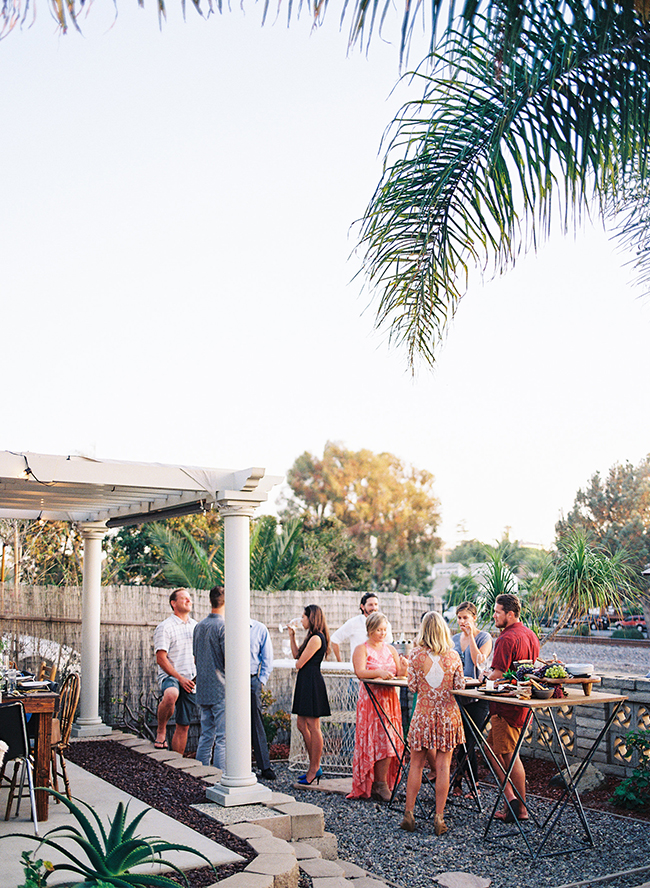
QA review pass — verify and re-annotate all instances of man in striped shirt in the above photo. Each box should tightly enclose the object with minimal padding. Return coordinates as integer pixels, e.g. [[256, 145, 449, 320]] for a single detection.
[[153, 588, 197, 754]]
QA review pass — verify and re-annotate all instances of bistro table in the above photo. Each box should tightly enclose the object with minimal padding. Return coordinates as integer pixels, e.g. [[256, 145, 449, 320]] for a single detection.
[[453, 686, 627, 860], [1, 692, 59, 822], [362, 677, 409, 804], [363, 677, 482, 810]]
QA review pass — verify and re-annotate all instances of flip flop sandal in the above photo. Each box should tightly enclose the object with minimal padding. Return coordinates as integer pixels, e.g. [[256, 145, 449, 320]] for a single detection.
[[495, 800, 520, 822], [154, 740, 169, 749]]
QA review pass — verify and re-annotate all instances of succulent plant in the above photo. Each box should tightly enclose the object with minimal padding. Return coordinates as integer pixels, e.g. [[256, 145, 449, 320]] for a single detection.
[[6, 789, 214, 887]]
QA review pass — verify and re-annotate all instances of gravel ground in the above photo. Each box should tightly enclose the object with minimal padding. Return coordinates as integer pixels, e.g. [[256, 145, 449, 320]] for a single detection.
[[279, 764, 650, 888], [65, 742, 650, 888], [538, 639, 650, 677]]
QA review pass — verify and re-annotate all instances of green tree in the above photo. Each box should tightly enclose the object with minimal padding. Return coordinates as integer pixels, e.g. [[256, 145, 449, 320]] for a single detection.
[[449, 536, 548, 584], [102, 525, 166, 586], [448, 539, 487, 567], [0, 519, 83, 586], [296, 517, 372, 591], [541, 528, 639, 643], [557, 457, 650, 575], [284, 441, 442, 592], [556, 455, 650, 626], [445, 573, 480, 609], [475, 546, 519, 626], [102, 511, 223, 586]]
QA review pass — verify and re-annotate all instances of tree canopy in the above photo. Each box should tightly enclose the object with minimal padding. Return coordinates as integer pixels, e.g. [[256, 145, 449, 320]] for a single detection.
[[556, 455, 650, 628], [284, 441, 441, 591], [556, 455, 650, 578]]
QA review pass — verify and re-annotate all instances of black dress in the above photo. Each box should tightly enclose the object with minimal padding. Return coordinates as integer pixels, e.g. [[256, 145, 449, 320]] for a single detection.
[[292, 631, 331, 718]]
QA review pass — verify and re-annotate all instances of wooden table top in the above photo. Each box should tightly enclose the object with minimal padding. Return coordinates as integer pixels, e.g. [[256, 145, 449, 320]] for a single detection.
[[453, 687, 627, 708]]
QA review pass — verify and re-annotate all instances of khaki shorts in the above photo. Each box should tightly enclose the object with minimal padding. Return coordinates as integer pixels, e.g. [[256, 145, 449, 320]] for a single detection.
[[487, 713, 520, 755]]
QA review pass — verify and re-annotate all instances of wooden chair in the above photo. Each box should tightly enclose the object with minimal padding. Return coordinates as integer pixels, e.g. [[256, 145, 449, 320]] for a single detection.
[[38, 661, 57, 683], [50, 672, 80, 800]]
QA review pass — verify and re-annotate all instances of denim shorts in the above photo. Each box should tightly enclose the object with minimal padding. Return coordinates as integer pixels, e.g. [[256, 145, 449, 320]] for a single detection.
[[161, 675, 197, 726]]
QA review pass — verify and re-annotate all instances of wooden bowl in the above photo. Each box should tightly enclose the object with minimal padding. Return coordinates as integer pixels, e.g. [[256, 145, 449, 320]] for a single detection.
[[532, 686, 554, 699]]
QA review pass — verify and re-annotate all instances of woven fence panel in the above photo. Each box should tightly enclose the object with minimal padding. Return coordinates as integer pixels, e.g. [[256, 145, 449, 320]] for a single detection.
[[1, 585, 437, 728]]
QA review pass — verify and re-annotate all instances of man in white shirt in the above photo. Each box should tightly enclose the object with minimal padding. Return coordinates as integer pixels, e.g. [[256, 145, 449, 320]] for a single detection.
[[330, 592, 393, 661], [153, 588, 197, 754]]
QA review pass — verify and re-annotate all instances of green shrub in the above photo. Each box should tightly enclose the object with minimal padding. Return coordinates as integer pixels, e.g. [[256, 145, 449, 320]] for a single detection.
[[611, 729, 650, 810], [260, 688, 291, 746], [611, 627, 646, 639]]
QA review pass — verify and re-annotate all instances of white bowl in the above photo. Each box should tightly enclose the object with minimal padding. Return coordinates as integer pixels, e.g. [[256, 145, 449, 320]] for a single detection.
[[565, 663, 594, 677]]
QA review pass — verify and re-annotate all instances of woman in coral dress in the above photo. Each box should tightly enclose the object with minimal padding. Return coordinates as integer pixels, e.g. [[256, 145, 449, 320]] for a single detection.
[[400, 611, 465, 836], [348, 612, 408, 801]]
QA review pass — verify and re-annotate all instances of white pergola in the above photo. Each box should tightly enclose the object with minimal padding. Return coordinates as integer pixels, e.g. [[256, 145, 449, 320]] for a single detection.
[[0, 450, 282, 806]]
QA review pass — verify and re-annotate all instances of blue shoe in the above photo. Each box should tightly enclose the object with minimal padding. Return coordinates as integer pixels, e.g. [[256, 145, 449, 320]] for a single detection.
[[297, 767, 323, 785]]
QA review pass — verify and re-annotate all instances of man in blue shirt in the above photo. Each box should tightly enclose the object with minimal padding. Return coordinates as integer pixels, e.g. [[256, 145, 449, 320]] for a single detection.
[[250, 618, 276, 780], [193, 586, 226, 769]]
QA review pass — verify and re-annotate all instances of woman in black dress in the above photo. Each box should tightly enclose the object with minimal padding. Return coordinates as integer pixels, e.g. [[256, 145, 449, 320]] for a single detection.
[[288, 604, 331, 785]]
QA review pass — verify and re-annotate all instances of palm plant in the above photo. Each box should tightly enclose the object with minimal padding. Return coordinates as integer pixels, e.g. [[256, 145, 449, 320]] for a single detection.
[[5, 0, 648, 369], [475, 546, 518, 626], [359, 0, 650, 366], [540, 528, 639, 643], [148, 516, 302, 591], [8, 789, 213, 887]]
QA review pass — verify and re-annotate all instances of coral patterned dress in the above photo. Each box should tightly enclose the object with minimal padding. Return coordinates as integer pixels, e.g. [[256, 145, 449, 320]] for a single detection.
[[407, 646, 465, 752], [347, 642, 404, 799]]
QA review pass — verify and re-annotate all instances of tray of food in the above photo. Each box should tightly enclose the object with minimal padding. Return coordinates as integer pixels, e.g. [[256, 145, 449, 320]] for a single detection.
[[503, 659, 600, 697]]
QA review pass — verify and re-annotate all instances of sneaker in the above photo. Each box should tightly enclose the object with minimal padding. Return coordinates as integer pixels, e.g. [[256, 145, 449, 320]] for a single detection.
[[260, 768, 277, 780]]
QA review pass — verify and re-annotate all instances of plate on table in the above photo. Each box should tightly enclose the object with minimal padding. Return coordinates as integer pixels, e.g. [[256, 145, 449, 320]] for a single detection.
[[17, 679, 52, 690], [565, 663, 594, 678]]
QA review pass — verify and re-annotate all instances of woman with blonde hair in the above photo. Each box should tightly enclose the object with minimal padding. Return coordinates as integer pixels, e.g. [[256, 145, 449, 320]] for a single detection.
[[400, 610, 465, 835], [348, 612, 408, 801]]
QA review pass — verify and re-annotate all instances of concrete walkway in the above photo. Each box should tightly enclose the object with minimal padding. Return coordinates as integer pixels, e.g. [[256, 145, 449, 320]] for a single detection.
[[0, 759, 242, 888]]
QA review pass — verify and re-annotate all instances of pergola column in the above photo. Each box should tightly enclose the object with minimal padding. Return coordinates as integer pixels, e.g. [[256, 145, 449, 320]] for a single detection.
[[72, 521, 112, 737], [206, 497, 271, 806]]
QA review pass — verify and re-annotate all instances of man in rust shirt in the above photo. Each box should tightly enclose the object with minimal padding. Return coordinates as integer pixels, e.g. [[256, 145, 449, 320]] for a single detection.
[[486, 592, 540, 821]]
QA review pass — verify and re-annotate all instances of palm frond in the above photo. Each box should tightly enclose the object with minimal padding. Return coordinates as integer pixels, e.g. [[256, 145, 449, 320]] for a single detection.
[[148, 523, 222, 589], [250, 516, 302, 590], [360, 3, 650, 366], [540, 527, 640, 643]]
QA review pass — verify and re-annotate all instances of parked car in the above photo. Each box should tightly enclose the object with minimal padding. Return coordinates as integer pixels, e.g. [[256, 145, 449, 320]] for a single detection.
[[614, 615, 647, 637], [615, 615, 646, 630], [589, 615, 610, 630], [442, 606, 457, 623]]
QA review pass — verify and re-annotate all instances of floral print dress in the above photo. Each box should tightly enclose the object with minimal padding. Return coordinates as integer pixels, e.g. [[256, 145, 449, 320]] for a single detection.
[[407, 646, 465, 752], [347, 642, 404, 799]]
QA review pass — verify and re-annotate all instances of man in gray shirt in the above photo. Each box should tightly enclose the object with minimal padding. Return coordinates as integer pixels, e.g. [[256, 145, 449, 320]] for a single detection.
[[193, 585, 226, 769]]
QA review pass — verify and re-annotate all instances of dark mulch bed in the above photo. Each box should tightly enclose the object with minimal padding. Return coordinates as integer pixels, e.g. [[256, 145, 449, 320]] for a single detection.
[[474, 755, 650, 821], [66, 740, 255, 887]]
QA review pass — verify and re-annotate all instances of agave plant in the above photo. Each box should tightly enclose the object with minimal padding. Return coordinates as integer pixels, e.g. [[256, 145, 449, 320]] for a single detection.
[[7, 789, 213, 887]]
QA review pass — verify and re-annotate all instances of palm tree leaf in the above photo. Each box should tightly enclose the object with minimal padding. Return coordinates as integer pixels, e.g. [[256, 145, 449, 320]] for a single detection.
[[148, 523, 220, 589], [360, 3, 650, 366]]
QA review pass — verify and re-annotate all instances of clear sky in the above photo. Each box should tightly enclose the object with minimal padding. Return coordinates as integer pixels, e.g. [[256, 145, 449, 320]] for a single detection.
[[1, 2, 649, 550]]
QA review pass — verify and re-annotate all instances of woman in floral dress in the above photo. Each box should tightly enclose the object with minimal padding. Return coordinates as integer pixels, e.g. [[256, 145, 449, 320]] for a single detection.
[[400, 611, 465, 835], [348, 612, 408, 801]]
